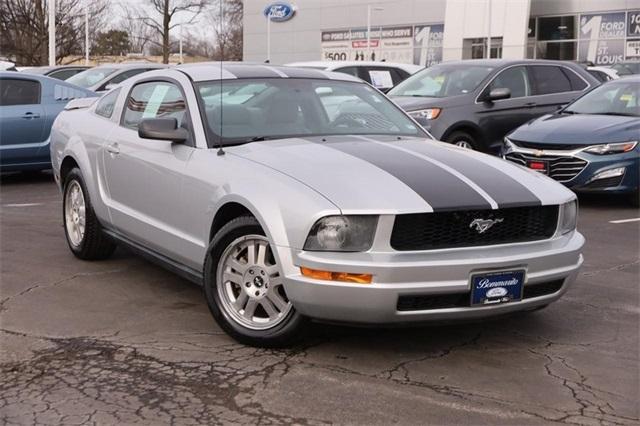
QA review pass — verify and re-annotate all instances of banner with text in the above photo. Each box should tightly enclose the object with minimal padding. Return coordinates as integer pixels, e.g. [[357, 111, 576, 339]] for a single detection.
[[321, 23, 444, 65]]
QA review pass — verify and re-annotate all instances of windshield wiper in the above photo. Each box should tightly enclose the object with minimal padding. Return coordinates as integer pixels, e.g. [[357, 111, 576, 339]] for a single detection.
[[596, 112, 638, 117]]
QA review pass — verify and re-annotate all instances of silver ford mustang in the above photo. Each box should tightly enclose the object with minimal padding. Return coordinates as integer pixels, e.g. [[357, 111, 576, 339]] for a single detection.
[[50, 63, 584, 346]]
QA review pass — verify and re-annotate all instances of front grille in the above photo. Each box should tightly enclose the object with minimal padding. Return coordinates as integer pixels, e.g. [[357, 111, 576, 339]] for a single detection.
[[505, 152, 587, 182], [583, 175, 624, 189], [396, 279, 565, 312], [510, 140, 587, 151], [391, 206, 558, 251]]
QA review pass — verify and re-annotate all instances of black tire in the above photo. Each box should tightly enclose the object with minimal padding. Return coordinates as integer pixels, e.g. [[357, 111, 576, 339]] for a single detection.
[[63, 168, 116, 260], [445, 131, 479, 150], [203, 215, 306, 347], [627, 189, 639, 208]]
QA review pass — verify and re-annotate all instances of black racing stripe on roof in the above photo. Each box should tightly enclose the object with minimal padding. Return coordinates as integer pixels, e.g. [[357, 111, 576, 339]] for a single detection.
[[311, 137, 492, 212], [222, 65, 283, 78]]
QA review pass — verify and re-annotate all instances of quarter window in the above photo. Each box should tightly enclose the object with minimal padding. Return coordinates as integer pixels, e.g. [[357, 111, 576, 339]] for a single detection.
[[487, 66, 530, 98], [122, 81, 186, 129], [95, 88, 121, 118], [529, 66, 572, 95], [561, 68, 588, 91], [0, 78, 40, 106]]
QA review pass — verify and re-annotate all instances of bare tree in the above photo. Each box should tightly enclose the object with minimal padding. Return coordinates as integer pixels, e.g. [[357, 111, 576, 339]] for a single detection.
[[127, 0, 209, 64], [208, 0, 243, 61], [0, 0, 109, 66]]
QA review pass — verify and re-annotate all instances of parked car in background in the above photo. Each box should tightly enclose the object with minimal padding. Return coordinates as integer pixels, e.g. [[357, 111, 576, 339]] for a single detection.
[[586, 66, 618, 82], [0, 72, 96, 172], [21, 65, 91, 81], [1, 61, 17, 71], [504, 76, 639, 205], [285, 61, 423, 92], [388, 59, 599, 152], [610, 61, 640, 76], [66, 63, 168, 93], [50, 63, 583, 346]]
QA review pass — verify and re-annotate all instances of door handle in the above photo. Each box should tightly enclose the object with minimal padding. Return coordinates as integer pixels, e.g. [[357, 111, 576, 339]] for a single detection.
[[106, 143, 120, 155], [524, 102, 536, 107], [21, 112, 41, 119]]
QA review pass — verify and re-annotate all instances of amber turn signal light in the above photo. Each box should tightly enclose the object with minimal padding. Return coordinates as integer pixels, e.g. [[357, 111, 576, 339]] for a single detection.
[[300, 267, 373, 284]]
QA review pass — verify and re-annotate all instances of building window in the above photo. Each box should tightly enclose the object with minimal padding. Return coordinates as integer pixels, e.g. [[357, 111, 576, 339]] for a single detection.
[[537, 16, 576, 41], [463, 37, 502, 59], [536, 41, 577, 61]]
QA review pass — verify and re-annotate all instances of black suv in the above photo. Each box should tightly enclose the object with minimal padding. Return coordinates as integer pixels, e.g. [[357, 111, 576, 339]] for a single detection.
[[389, 59, 599, 152]]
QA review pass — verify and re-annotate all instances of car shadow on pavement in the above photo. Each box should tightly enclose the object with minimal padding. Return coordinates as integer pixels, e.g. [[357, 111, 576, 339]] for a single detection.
[[0, 170, 55, 185], [577, 192, 638, 211]]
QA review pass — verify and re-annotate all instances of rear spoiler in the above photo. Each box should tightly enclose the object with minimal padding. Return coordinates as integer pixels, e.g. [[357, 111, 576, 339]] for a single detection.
[[64, 97, 98, 111]]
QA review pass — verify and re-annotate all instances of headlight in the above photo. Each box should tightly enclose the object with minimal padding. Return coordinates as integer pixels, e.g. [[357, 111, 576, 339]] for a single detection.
[[583, 141, 637, 155], [409, 108, 441, 120], [304, 215, 378, 252], [559, 201, 578, 235]]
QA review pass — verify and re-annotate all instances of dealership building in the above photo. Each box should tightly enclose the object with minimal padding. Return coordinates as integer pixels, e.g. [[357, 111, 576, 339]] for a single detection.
[[243, 0, 640, 66]]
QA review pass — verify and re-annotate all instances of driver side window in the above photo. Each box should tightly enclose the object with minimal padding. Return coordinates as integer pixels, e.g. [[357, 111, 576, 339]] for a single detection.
[[122, 81, 187, 130], [487, 66, 530, 99]]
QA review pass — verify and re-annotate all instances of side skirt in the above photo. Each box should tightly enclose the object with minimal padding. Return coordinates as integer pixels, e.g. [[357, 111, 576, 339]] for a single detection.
[[102, 228, 204, 286]]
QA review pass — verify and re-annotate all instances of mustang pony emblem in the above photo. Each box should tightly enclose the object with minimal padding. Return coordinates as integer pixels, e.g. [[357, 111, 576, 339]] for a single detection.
[[469, 218, 504, 234]]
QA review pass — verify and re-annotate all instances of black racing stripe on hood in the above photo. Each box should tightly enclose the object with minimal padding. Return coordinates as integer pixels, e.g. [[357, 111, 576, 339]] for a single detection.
[[393, 141, 542, 208], [313, 138, 492, 212]]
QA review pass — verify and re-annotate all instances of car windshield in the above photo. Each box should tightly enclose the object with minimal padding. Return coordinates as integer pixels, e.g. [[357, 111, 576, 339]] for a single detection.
[[563, 81, 639, 116], [196, 78, 426, 146], [67, 67, 117, 88], [388, 63, 495, 97], [611, 62, 640, 75]]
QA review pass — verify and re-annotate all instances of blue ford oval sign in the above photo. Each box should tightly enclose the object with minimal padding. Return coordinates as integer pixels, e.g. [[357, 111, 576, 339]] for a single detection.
[[264, 2, 296, 22]]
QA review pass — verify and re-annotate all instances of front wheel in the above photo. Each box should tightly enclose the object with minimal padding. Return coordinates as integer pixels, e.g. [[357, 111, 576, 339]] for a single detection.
[[203, 216, 306, 347], [446, 131, 478, 150]]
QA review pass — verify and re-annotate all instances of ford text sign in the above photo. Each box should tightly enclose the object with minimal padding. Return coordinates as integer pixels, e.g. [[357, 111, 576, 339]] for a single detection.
[[264, 2, 296, 22]]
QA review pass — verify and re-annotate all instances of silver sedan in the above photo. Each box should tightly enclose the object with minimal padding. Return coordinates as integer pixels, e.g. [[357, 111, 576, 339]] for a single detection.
[[50, 63, 584, 346]]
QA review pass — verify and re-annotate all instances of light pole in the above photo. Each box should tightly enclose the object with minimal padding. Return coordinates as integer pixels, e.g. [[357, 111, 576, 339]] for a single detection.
[[485, 0, 492, 58], [266, 10, 272, 62], [85, 6, 89, 65], [48, 0, 55, 66], [179, 24, 183, 64], [366, 5, 383, 61]]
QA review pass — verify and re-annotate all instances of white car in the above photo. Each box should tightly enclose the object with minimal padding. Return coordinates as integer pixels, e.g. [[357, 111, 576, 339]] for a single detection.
[[587, 66, 619, 82], [0, 60, 17, 71], [286, 61, 423, 92]]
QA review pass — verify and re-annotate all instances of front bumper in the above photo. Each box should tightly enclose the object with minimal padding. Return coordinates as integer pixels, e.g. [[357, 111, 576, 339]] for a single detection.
[[504, 144, 639, 195], [276, 231, 584, 324]]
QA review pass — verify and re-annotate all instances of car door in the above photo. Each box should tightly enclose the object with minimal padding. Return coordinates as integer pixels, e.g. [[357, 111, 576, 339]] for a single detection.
[[102, 79, 196, 262], [474, 65, 535, 148], [527, 65, 587, 116], [0, 77, 45, 165]]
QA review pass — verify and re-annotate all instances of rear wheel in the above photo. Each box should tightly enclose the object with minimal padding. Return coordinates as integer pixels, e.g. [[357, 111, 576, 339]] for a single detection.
[[203, 216, 306, 347], [446, 131, 478, 150], [63, 168, 116, 260]]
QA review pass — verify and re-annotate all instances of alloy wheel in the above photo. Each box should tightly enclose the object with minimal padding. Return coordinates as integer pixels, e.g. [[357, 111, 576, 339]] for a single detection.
[[216, 235, 292, 330], [65, 180, 86, 247]]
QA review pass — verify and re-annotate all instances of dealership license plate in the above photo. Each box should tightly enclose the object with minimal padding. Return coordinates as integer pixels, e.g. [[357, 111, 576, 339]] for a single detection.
[[470, 270, 525, 306], [527, 160, 549, 175]]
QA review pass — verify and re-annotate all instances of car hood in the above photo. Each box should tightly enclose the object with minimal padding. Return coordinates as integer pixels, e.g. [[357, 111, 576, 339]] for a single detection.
[[390, 95, 466, 111], [509, 113, 640, 145], [230, 136, 573, 213]]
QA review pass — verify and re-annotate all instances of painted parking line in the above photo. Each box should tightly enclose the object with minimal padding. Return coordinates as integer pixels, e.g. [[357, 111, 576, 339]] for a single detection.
[[2, 203, 44, 208], [609, 217, 640, 224]]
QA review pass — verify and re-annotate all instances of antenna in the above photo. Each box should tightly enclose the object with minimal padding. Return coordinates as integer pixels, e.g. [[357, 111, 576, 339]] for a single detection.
[[217, 0, 225, 156]]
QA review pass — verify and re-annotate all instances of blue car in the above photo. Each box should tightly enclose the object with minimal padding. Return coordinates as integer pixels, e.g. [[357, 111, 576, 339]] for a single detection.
[[0, 72, 96, 172], [503, 76, 639, 205]]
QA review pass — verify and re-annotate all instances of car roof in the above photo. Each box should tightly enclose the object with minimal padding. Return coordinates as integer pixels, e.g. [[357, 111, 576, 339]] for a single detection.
[[176, 62, 361, 83], [436, 59, 584, 67], [608, 74, 640, 83], [93, 62, 169, 70], [286, 61, 423, 71], [22, 65, 91, 74]]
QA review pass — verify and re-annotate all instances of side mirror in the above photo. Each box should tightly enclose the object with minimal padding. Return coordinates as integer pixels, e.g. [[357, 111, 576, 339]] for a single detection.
[[482, 87, 511, 102], [138, 118, 188, 143]]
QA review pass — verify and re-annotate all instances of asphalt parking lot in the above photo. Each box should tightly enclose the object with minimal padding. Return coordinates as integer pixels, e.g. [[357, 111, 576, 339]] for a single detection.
[[0, 172, 638, 425]]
